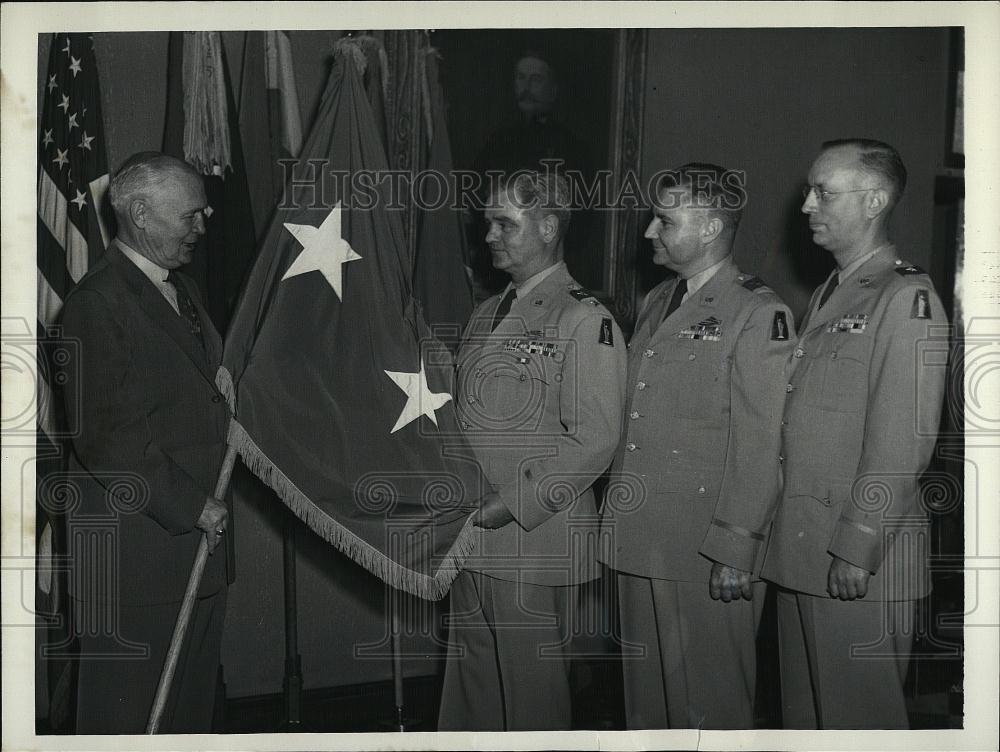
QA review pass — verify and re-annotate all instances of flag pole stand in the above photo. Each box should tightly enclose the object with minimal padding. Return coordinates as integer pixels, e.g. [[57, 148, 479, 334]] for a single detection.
[[377, 589, 415, 732], [147, 440, 239, 734], [392, 591, 405, 732], [280, 513, 303, 730]]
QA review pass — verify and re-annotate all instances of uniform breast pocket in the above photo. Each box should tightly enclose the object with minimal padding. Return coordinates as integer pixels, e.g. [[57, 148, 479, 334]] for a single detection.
[[487, 353, 554, 430], [817, 335, 872, 413], [670, 342, 727, 421]]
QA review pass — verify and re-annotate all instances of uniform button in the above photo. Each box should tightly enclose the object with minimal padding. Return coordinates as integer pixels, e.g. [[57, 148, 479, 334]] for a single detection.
[[794, 348, 805, 358], [785, 383, 795, 393], [644, 349, 655, 358], [778, 454, 785, 464], [627, 342, 633, 349], [474, 368, 484, 377], [519, 374, 527, 382], [636, 381, 647, 390], [467, 396, 477, 404], [625, 442, 637, 452], [781, 419, 788, 426], [831, 352, 838, 360], [211, 395, 222, 403], [460, 420, 471, 429], [697, 486, 706, 494], [630, 410, 640, 420], [688, 353, 696, 361]]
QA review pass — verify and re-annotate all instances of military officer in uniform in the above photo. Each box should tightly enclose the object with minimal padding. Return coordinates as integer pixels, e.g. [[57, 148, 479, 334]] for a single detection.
[[438, 171, 627, 731], [599, 163, 795, 729], [760, 139, 948, 728]]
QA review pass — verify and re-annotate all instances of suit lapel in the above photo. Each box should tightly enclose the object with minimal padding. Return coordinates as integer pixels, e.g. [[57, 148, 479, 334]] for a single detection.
[[107, 244, 218, 385]]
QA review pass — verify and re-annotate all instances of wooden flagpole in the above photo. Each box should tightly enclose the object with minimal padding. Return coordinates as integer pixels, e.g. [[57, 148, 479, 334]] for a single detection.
[[147, 440, 239, 734]]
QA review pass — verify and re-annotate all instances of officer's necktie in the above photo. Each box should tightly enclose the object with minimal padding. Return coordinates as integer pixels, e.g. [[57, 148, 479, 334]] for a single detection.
[[817, 273, 839, 309], [167, 271, 205, 348], [662, 278, 688, 321], [491, 288, 517, 331]]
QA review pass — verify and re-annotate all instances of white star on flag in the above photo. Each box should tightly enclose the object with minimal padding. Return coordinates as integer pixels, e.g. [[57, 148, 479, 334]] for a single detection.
[[53, 149, 69, 169], [61, 38, 71, 56], [42, 129, 54, 147], [47, 75, 57, 93], [58, 94, 70, 113], [71, 190, 87, 210], [67, 112, 80, 130], [79, 131, 94, 150], [384, 359, 453, 434], [69, 56, 82, 77], [282, 202, 361, 301]]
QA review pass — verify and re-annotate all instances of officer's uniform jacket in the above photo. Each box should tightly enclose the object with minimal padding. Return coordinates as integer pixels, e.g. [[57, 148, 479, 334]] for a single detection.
[[455, 263, 627, 585], [600, 258, 795, 582], [760, 248, 947, 600]]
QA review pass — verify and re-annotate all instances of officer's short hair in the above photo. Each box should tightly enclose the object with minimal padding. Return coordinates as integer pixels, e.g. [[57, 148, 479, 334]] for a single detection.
[[499, 170, 572, 243], [656, 162, 744, 233], [822, 138, 907, 209], [108, 152, 198, 216]]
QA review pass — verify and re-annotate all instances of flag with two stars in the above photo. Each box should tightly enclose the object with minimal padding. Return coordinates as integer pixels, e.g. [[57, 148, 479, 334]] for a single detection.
[[218, 38, 483, 600]]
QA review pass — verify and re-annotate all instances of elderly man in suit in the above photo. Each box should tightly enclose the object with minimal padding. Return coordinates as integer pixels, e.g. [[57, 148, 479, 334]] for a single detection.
[[600, 163, 795, 729], [438, 171, 626, 731], [59, 152, 233, 733], [760, 139, 947, 728]]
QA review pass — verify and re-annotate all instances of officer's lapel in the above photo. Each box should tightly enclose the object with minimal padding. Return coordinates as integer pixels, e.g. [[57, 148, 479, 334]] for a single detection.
[[802, 252, 898, 335], [651, 260, 735, 342], [509, 267, 574, 335]]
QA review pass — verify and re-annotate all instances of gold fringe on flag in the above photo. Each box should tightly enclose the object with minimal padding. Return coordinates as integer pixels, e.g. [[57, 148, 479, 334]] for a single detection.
[[216, 370, 477, 601]]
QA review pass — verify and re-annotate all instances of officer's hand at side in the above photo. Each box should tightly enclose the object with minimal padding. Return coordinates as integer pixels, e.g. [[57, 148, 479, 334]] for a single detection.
[[709, 562, 753, 602], [195, 496, 228, 554], [472, 492, 515, 529], [827, 556, 871, 600]]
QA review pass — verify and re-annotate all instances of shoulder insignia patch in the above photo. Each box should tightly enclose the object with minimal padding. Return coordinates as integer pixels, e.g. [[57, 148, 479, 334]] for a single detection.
[[741, 275, 766, 291], [599, 317, 615, 346], [911, 289, 932, 319], [569, 288, 599, 305], [771, 310, 790, 341], [895, 264, 927, 276]]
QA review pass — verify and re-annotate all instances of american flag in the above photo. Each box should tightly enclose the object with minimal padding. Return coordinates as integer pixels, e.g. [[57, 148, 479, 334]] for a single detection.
[[37, 32, 110, 440], [36, 35, 110, 728]]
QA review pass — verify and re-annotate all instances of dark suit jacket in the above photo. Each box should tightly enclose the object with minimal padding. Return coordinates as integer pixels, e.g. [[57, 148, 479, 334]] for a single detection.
[[59, 242, 233, 606]]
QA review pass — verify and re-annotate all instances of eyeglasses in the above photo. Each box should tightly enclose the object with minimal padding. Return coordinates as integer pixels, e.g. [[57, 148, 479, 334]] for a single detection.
[[801, 185, 881, 203]]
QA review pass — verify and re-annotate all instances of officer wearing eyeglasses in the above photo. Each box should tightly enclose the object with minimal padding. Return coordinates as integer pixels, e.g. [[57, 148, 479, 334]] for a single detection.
[[760, 139, 948, 728]]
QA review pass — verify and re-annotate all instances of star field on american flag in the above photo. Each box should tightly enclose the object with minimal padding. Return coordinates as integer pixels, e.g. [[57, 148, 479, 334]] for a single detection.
[[38, 32, 110, 439]]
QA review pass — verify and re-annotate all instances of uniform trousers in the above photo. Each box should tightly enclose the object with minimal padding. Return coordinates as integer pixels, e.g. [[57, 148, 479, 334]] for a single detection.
[[438, 570, 575, 731], [617, 573, 764, 729], [73, 591, 226, 733], [775, 587, 914, 729]]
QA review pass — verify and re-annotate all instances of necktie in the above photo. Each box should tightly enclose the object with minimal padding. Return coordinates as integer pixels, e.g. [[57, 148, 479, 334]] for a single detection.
[[167, 271, 205, 348], [491, 288, 517, 331], [817, 273, 839, 309], [662, 278, 688, 321]]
